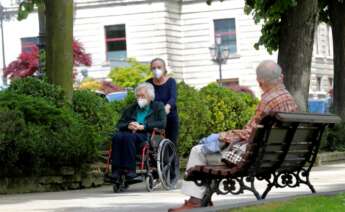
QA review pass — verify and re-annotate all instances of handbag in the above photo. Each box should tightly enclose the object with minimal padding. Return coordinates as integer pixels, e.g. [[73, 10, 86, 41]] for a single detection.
[[221, 140, 250, 167]]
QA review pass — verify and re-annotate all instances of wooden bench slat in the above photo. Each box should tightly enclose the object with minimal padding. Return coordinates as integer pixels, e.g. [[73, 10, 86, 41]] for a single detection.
[[275, 112, 341, 124]]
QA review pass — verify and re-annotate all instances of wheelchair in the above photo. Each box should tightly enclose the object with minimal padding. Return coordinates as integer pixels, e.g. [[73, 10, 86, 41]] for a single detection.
[[104, 129, 178, 192]]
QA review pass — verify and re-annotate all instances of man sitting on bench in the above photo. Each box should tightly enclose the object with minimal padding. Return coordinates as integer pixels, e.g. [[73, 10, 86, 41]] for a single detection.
[[168, 60, 299, 212]]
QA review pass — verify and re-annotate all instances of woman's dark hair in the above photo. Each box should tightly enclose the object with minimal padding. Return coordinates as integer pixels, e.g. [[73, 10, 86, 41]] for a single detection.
[[150, 58, 167, 74]]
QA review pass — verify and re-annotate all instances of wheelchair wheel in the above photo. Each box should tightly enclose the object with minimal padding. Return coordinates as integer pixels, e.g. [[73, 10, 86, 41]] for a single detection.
[[112, 176, 128, 193], [145, 174, 154, 192], [113, 184, 120, 193], [157, 139, 177, 190], [113, 182, 128, 193]]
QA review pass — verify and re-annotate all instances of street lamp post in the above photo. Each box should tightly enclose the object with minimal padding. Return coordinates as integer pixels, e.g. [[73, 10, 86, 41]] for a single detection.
[[0, 3, 7, 85], [209, 36, 229, 86]]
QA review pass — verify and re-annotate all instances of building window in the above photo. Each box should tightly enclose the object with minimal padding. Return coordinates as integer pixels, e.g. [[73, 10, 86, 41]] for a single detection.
[[105, 24, 127, 61], [316, 76, 322, 91], [21, 37, 38, 53], [214, 18, 237, 54], [329, 77, 333, 88]]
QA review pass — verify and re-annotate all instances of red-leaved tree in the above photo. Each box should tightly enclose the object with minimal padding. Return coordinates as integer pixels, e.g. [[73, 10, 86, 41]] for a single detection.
[[4, 40, 92, 78]]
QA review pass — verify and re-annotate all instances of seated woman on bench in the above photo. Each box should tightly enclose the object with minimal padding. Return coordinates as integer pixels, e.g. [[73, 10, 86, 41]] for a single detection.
[[111, 82, 166, 180], [168, 60, 299, 212]]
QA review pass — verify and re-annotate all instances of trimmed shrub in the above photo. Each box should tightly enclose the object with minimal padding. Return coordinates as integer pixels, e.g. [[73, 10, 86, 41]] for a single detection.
[[326, 122, 345, 152], [200, 83, 258, 134], [72, 90, 118, 146], [0, 92, 98, 177], [177, 82, 211, 157], [8, 77, 66, 107], [0, 77, 259, 177], [108, 58, 152, 88], [177, 83, 258, 157]]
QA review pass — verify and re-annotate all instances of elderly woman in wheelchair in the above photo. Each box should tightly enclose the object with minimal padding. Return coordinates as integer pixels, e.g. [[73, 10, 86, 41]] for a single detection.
[[110, 82, 177, 192]]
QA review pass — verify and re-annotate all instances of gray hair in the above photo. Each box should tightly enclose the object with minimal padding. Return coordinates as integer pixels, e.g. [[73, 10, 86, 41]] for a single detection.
[[256, 60, 282, 85], [135, 82, 155, 100]]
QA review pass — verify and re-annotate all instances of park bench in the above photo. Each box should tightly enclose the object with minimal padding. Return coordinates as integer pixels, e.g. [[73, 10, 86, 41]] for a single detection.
[[185, 112, 341, 206]]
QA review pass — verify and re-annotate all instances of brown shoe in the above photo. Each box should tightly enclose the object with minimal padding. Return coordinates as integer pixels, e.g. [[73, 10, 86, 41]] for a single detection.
[[168, 200, 202, 212]]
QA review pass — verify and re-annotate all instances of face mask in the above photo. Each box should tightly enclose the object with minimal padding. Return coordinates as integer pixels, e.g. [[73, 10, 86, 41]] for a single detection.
[[153, 68, 163, 79], [137, 98, 148, 108]]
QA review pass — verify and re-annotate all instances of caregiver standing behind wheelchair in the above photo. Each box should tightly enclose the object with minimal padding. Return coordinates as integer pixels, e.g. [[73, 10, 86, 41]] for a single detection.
[[147, 58, 179, 145], [111, 82, 166, 180], [147, 58, 180, 179]]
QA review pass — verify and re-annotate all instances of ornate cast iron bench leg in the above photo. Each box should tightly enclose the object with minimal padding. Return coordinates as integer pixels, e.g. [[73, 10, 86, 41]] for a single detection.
[[261, 169, 316, 199], [249, 178, 261, 200], [201, 179, 217, 207]]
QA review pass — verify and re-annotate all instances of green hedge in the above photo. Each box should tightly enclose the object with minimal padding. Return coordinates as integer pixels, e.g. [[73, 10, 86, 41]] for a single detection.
[[177, 82, 211, 157], [72, 90, 118, 146], [177, 83, 258, 157], [0, 78, 117, 177], [8, 77, 66, 107], [0, 92, 98, 177], [0, 78, 258, 177], [108, 58, 152, 88], [325, 122, 345, 152]]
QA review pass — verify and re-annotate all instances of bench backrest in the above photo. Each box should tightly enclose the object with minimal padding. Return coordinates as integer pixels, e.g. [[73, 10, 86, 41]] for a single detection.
[[246, 112, 340, 176]]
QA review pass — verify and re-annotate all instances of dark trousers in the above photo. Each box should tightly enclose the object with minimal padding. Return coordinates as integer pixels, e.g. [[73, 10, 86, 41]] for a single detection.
[[111, 131, 147, 172], [166, 114, 180, 181], [166, 114, 179, 144]]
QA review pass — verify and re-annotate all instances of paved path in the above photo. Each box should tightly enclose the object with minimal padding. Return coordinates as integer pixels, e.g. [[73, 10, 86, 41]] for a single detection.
[[0, 163, 345, 212]]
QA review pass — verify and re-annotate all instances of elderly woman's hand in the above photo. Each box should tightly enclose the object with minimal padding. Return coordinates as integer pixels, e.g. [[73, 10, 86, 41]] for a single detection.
[[128, 122, 145, 131], [128, 122, 139, 130], [136, 124, 145, 131]]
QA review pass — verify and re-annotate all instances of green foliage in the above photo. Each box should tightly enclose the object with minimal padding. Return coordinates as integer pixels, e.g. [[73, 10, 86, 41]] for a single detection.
[[177, 82, 211, 157], [0, 92, 98, 177], [108, 58, 152, 88], [326, 122, 345, 152], [177, 82, 258, 157], [200, 84, 258, 134], [72, 90, 118, 145], [244, 0, 298, 53], [8, 77, 66, 107], [318, 0, 331, 24], [17, 0, 45, 21], [1, 77, 258, 173]]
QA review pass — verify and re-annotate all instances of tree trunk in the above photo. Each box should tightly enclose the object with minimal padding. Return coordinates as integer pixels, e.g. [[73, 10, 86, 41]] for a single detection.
[[278, 0, 319, 111], [45, 0, 74, 102], [329, 0, 345, 120]]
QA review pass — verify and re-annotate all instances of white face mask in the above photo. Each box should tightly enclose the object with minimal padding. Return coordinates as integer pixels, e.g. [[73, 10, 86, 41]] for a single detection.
[[137, 98, 149, 108], [153, 68, 163, 79]]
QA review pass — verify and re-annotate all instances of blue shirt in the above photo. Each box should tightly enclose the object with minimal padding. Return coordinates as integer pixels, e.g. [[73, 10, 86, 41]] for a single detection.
[[136, 106, 152, 125], [147, 78, 178, 117]]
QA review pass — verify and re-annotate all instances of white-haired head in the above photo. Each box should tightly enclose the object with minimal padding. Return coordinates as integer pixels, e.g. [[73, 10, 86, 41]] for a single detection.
[[256, 60, 282, 86], [135, 82, 155, 101]]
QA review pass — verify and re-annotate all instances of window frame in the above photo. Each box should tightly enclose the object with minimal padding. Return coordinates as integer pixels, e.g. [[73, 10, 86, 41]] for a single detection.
[[104, 24, 127, 61], [213, 18, 238, 55], [20, 37, 38, 53]]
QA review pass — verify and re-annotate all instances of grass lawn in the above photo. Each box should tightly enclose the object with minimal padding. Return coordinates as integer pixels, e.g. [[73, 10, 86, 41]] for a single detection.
[[224, 192, 345, 212]]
